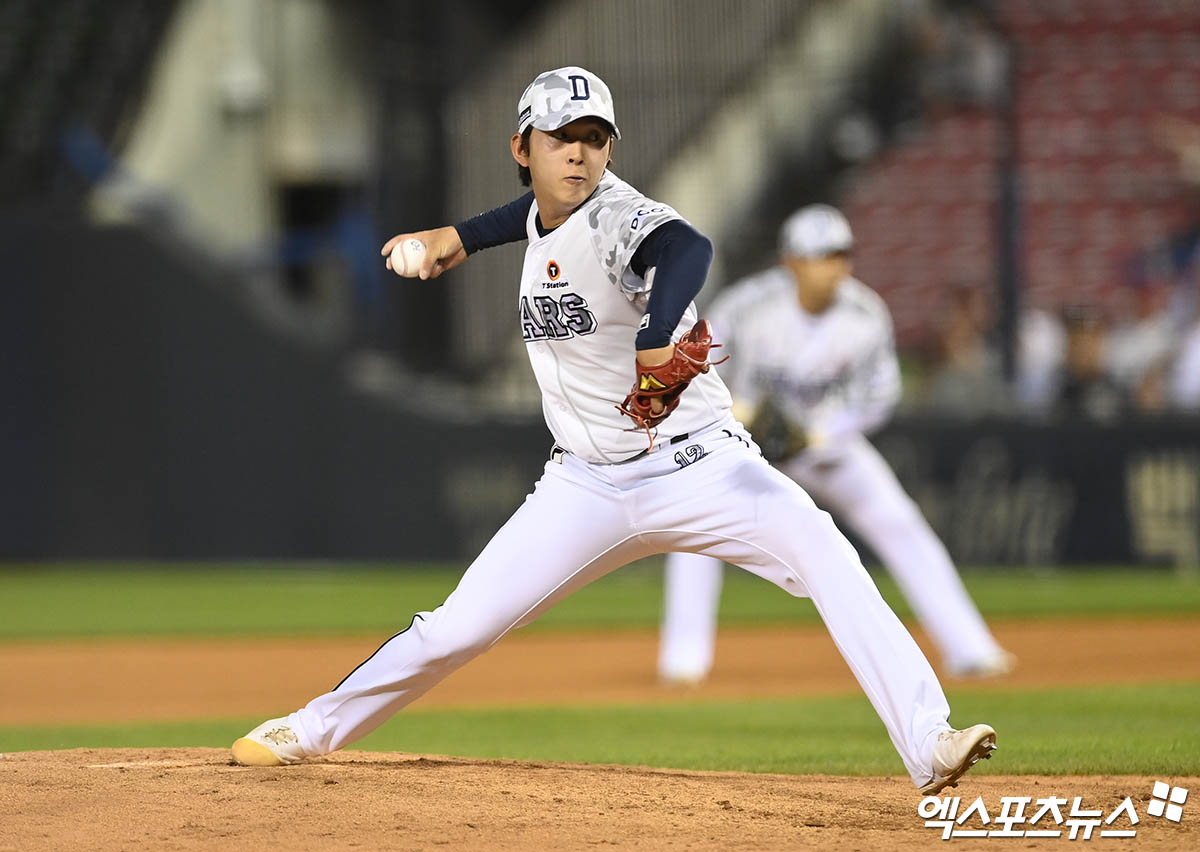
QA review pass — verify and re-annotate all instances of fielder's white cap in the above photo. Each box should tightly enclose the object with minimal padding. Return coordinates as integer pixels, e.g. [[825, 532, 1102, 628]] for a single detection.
[[779, 204, 854, 258], [517, 66, 621, 140]]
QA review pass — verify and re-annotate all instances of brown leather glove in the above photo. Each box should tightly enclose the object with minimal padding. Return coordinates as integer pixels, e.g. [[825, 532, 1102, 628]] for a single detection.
[[616, 319, 726, 444]]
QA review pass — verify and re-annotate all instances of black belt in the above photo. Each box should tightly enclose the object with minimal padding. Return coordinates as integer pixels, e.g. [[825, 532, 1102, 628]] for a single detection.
[[551, 432, 690, 464]]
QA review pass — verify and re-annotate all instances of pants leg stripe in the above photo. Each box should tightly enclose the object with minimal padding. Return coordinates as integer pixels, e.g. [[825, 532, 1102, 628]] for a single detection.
[[332, 613, 426, 691]]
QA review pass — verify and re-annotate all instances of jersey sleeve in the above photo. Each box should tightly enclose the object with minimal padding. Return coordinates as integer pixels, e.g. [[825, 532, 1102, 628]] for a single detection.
[[631, 221, 713, 349], [454, 192, 535, 254], [586, 183, 684, 295]]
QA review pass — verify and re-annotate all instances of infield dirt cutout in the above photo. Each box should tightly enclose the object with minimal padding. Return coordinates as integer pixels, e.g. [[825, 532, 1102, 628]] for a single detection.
[[3, 618, 1198, 850]]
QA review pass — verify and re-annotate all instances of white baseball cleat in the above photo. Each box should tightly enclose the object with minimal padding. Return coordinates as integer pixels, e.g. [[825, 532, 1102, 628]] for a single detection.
[[920, 724, 997, 795], [947, 651, 1017, 679], [231, 717, 307, 766]]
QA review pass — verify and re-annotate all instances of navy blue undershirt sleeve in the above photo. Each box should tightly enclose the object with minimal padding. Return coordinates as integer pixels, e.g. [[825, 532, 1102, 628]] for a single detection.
[[631, 220, 714, 350], [454, 191, 535, 254]]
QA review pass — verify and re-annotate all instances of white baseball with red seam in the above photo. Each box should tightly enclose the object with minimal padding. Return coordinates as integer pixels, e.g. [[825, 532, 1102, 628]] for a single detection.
[[390, 238, 427, 277]]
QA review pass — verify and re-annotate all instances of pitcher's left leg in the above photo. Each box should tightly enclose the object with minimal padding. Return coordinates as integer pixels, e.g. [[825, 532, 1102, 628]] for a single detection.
[[651, 448, 956, 787]]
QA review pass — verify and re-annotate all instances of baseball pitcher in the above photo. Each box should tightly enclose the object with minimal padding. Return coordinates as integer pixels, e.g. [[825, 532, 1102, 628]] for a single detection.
[[231, 68, 996, 795]]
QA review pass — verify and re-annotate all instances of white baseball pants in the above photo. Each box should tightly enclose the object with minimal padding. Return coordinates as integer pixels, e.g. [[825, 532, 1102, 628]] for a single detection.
[[285, 419, 951, 786], [660, 434, 1006, 680]]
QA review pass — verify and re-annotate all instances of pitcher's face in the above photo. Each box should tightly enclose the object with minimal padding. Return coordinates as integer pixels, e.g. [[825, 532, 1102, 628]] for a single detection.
[[513, 118, 614, 226]]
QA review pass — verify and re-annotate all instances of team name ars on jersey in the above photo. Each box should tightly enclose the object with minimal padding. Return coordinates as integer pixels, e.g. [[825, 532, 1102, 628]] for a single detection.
[[520, 293, 598, 341]]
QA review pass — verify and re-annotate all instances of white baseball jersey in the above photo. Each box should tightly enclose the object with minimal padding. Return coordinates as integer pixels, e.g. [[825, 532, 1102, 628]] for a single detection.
[[709, 267, 900, 445], [519, 171, 732, 462]]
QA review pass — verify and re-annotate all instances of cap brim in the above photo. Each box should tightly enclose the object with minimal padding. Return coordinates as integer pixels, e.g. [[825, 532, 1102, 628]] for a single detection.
[[529, 112, 621, 140]]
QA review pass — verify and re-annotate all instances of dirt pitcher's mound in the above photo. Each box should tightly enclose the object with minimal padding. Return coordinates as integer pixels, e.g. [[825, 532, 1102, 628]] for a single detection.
[[1, 749, 1195, 851]]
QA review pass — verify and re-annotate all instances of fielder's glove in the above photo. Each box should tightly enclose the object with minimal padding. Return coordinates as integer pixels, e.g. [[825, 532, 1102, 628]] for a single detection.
[[747, 397, 809, 463], [616, 319, 727, 446]]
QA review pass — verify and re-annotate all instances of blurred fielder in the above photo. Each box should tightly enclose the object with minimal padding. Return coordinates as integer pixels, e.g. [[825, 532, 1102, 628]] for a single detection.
[[232, 68, 995, 794], [659, 205, 1015, 685]]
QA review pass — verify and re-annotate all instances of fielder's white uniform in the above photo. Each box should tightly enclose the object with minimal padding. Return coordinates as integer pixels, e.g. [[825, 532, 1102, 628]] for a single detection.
[[660, 267, 1009, 681], [267, 172, 956, 786]]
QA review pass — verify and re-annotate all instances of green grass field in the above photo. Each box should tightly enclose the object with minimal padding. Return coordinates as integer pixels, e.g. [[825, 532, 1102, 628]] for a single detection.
[[2, 563, 1198, 776], [3, 561, 1200, 639]]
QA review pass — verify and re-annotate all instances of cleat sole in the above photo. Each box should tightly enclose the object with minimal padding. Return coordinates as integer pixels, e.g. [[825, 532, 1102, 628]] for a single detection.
[[231, 737, 287, 767]]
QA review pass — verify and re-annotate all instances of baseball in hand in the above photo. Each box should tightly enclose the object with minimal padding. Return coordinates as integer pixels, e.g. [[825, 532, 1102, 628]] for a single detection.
[[390, 238, 427, 278]]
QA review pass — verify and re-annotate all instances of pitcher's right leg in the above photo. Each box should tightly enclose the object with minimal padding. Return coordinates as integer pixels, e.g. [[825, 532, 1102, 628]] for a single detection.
[[233, 461, 645, 764]]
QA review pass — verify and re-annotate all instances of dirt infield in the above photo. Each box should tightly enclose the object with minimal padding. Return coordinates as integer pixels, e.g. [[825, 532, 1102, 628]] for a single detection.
[[4, 618, 1200, 725], [1, 749, 1196, 851], [3, 618, 1198, 850]]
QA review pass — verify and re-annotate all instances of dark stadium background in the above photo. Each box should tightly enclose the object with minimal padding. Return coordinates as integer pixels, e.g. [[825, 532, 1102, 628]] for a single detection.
[[2, 0, 1198, 571]]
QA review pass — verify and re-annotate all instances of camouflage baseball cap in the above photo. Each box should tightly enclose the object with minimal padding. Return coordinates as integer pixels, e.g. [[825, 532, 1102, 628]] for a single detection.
[[517, 66, 621, 140], [780, 204, 854, 258]]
